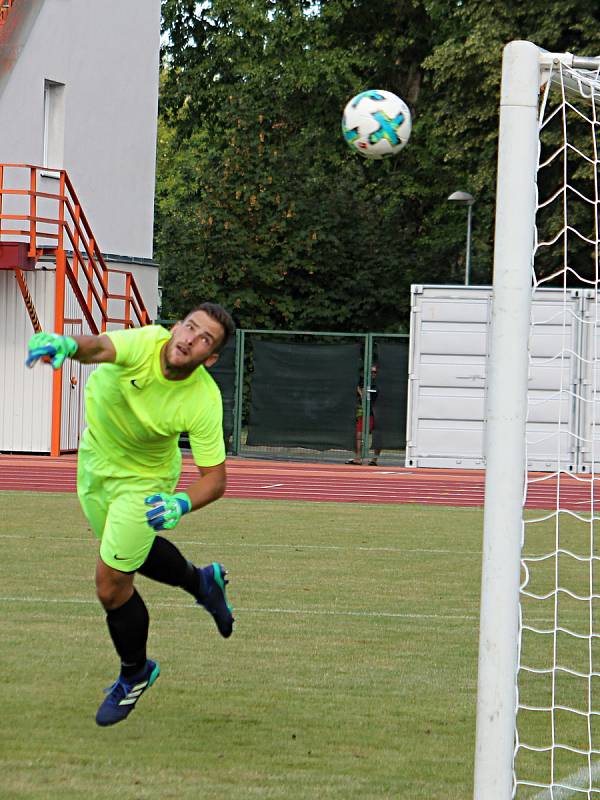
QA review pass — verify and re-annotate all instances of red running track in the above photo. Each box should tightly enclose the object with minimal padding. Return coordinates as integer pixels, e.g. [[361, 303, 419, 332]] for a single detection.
[[1, 453, 600, 509]]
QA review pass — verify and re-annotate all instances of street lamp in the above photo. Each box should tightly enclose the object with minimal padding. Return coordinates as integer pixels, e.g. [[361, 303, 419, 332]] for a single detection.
[[448, 190, 475, 285]]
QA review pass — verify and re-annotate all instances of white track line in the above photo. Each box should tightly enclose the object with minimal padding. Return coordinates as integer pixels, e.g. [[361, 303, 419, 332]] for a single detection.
[[529, 761, 600, 798], [0, 595, 477, 621], [0, 595, 583, 627], [0, 533, 482, 556]]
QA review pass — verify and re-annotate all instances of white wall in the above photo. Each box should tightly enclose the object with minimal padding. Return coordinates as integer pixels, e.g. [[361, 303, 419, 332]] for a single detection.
[[0, 269, 53, 452], [0, 264, 108, 454], [0, 1, 162, 451], [406, 285, 584, 471], [0, 0, 161, 262], [406, 285, 491, 469]]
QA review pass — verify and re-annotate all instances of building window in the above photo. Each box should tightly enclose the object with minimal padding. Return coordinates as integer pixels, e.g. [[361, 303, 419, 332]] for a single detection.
[[43, 80, 65, 172]]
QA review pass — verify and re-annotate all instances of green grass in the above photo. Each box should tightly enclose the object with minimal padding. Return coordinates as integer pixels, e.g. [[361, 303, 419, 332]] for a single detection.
[[0, 493, 484, 799]]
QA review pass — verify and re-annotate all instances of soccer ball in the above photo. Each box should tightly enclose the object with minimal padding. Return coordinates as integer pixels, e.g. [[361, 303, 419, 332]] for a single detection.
[[342, 90, 412, 159]]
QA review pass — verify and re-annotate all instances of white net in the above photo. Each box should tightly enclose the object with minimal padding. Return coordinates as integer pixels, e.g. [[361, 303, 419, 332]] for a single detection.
[[515, 58, 600, 797]]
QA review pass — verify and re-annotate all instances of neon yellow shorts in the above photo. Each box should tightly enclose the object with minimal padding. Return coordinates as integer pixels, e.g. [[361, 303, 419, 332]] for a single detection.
[[77, 455, 177, 572]]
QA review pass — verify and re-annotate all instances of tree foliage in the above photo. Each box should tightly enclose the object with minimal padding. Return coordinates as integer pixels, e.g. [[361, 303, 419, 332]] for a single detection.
[[156, 0, 600, 330]]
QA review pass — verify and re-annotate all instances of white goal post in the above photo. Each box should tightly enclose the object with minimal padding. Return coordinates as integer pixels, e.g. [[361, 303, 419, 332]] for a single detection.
[[475, 41, 600, 799]]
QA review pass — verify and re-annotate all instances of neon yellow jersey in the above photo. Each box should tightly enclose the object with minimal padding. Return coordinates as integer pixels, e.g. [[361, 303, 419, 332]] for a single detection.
[[79, 325, 225, 480]]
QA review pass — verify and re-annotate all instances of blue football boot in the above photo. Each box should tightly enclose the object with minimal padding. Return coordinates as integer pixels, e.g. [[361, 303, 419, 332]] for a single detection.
[[96, 659, 160, 727], [197, 563, 234, 638]]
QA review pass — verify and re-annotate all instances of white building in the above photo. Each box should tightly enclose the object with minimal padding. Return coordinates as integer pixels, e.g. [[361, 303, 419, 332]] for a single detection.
[[406, 285, 586, 472], [0, 0, 161, 454]]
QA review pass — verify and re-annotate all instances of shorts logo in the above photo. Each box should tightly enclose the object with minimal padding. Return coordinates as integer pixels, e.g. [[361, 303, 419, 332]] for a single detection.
[[113, 555, 129, 561], [130, 379, 142, 389]]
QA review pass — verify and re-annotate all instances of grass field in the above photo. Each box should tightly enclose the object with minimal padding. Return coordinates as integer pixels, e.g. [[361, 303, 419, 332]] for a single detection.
[[0, 492, 484, 799]]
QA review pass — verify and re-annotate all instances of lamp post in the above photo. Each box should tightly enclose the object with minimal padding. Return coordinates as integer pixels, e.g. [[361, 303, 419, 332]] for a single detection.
[[448, 190, 475, 285]]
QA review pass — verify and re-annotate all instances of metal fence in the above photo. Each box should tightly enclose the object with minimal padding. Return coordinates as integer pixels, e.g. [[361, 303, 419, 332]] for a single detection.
[[161, 323, 408, 464]]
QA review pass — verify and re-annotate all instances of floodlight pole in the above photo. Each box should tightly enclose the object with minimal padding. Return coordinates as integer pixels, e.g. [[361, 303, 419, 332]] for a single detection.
[[447, 190, 475, 285], [466, 203, 473, 285], [473, 40, 540, 799]]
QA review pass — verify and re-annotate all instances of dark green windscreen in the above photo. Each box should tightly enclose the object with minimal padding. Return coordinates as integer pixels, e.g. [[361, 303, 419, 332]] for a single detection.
[[247, 340, 360, 450], [206, 338, 236, 446], [372, 339, 409, 450]]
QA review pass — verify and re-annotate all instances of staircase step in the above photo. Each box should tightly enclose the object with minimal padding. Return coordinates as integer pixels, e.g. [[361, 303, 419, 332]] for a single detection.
[[0, 241, 35, 269]]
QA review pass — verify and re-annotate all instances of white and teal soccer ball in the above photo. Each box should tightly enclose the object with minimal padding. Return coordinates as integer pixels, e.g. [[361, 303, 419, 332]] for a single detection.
[[342, 89, 412, 159]]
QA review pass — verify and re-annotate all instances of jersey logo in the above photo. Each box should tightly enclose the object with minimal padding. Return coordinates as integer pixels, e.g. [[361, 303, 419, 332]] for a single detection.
[[130, 379, 142, 389]]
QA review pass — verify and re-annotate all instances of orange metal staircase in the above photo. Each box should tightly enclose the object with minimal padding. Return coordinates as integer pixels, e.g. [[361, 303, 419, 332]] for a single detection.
[[0, 1, 21, 75], [0, 1, 15, 28], [0, 163, 151, 331], [0, 163, 152, 454], [0, 1, 46, 92]]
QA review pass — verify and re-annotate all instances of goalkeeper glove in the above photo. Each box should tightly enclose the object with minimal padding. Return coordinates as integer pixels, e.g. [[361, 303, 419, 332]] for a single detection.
[[145, 492, 192, 531], [26, 332, 78, 369]]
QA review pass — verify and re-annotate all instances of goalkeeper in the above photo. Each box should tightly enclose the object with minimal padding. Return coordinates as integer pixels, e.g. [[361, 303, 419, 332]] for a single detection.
[[26, 303, 236, 727]]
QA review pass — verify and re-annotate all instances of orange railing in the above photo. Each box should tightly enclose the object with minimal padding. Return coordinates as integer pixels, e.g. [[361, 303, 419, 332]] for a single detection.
[[0, 163, 151, 333], [0, 163, 153, 455]]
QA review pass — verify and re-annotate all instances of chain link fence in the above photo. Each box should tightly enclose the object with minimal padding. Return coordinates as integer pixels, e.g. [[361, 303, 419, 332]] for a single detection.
[[159, 322, 408, 465]]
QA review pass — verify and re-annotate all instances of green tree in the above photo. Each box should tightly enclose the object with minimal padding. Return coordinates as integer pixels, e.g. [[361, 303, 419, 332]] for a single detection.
[[156, 0, 600, 330], [423, 0, 600, 285], [157, 0, 444, 329]]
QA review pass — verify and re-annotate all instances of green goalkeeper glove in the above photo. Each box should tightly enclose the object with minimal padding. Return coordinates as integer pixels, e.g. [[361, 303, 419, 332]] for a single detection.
[[144, 492, 192, 531], [26, 332, 78, 369]]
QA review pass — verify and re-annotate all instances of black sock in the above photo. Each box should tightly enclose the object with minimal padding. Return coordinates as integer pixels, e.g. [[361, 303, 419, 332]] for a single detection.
[[137, 535, 201, 599], [106, 589, 149, 679]]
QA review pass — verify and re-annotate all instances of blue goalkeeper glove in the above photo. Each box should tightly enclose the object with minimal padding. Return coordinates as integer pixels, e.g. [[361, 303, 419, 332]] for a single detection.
[[144, 492, 192, 531], [26, 332, 78, 369]]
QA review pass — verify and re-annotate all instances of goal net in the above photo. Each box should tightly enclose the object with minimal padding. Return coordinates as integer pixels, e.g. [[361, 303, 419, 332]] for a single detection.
[[517, 53, 600, 798], [474, 42, 600, 799]]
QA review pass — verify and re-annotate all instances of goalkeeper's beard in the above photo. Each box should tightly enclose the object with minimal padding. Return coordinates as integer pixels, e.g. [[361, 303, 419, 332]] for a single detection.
[[162, 342, 211, 379]]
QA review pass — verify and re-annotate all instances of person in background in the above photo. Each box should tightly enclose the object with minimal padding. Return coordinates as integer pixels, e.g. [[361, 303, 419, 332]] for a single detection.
[[346, 364, 382, 466]]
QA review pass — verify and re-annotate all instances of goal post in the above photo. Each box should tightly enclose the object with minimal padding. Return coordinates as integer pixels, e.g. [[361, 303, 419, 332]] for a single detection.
[[474, 40, 540, 799], [474, 41, 600, 799]]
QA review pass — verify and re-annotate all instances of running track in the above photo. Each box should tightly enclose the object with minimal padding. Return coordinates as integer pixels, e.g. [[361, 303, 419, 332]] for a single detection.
[[1, 454, 599, 509]]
